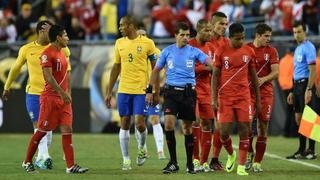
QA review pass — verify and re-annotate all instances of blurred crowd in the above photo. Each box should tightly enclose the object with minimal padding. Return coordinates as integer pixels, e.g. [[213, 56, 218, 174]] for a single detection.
[[0, 0, 319, 43]]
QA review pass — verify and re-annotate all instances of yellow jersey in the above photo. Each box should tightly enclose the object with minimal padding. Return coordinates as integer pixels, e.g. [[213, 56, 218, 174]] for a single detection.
[[4, 41, 71, 95], [114, 35, 157, 94]]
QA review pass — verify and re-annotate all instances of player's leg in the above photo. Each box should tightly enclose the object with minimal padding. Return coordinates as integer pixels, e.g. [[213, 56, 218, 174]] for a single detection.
[[245, 104, 255, 170], [192, 102, 201, 169], [26, 94, 52, 169], [148, 106, 165, 159], [117, 93, 133, 170], [209, 118, 224, 171]]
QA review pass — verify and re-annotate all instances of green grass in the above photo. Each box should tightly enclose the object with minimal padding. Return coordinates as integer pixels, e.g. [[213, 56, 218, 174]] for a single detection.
[[0, 134, 319, 180]]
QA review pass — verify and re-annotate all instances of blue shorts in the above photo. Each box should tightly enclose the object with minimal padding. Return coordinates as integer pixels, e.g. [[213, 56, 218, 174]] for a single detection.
[[147, 104, 160, 115], [26, 93, 40, 122], [117, 93, 147, 116]]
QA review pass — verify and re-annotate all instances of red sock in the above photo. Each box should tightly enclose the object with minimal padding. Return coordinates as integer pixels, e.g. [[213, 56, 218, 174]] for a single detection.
[[62, 134, 74, 168], [221, 137, 233, 155], [25, 130, 47, 163], [212, 130, 222, 158], [239, 137, 249, 165], [192, 126, 201, 160], [254, 136, 267, 163], [248, 130, 254, 153], [200, 130, 212, 164]]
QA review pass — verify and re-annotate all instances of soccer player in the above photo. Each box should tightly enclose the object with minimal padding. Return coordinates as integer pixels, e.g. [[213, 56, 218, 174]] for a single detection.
[[146, 21, 213, 174], [209, 11, 229, 171], [134, 29, 166, 160], [2, 20, 71, 170], [244, 23, 279, 172], [22, 25, 88, 174], [286, 21, 318, 160], [105, 16, 158, 170], [188, 19, 215, 172], [212, 23, 261, 176]]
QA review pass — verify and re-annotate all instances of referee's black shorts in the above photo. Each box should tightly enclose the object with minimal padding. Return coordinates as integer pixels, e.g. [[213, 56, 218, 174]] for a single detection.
[[163, 85, 197, 121], [293, 78, 320, 114]]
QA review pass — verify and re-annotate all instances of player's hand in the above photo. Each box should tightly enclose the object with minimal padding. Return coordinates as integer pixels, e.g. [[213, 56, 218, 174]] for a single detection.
[[61, 91, 72, 104], [287, 92, 293, 105], [305, 89, 312, 104], [105, 94, 112, 108], [258, 77, 266, 87], [212, 98, 219, 110], [146, 93, 153, 107], [152, 93, 160, 106], [2, 90, 10, 101]]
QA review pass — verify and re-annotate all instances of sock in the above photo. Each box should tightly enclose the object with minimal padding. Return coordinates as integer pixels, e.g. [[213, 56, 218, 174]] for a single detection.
[[62, 133, 74, 168], [200, 130, 212, 164], [248, 130, 254, 153], [308, 139, 315, 152], [239, 137, 249, 165], [254, 136, 267, 163], [138, 128, 147, 150], [152, 123, 164, 153], [35, 129, 50, 161], [119, 129, 130, 161], [25, 130, 47, 163], [165, 130, 177, 163], [134, 127, 141, 149], [47, 131, 53, 147], [185, 134, 194, 167], [212, 130, 222, 158], [298, 134, 306, 153], [192, 126, 201, 160], [221, 136, 233, 155]]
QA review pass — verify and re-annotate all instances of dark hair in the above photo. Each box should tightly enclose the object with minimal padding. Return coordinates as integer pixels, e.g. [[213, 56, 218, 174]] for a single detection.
[[229, 23, 244, 37], [255, 23, 272, 35], [48, 24, 65, 42], [36, 20, 53, 34], [293, 21, 306, 31], [196, 19, 209, 31], [122, 15, 137, 29], [212, 12, 227, 19], [175, 21, 189, 34]]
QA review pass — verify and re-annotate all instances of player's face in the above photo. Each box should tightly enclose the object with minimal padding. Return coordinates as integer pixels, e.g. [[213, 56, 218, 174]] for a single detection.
[[58, 31, 69, 47], [175, 29, 190, 47], [257, 31, 272, 46], [293, 25, 306, 43], [119, 18, 130, 37], [230, 32, 245, 48], [198, 24, 212, 42], [212, 17, 228, 37]]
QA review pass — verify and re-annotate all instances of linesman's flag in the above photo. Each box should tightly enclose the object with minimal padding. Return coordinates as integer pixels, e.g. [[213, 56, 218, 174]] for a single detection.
[[299, 105, 320, 142]]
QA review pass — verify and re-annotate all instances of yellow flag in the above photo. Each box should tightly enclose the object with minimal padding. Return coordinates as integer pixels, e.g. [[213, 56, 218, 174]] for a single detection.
[[299, 105, 320, 142]]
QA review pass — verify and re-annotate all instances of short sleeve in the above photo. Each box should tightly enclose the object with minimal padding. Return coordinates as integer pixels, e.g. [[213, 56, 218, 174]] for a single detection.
[[147, 39, 157, 61], [62, 47, 72, 71], [41, 49, 53, 68], [114, 40, 121, 64], [248, 47, 256, 69], [270, 47, 279, 65], [213, 47, 223, 68], [155, 49, 166, 69], [15, 45, 27, 67], [306, 43, 316, 65], [193, 47, 209, 64]]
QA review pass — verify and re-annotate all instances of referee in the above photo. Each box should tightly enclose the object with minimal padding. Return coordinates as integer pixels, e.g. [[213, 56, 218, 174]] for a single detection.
[[146, 21, 213, 174]]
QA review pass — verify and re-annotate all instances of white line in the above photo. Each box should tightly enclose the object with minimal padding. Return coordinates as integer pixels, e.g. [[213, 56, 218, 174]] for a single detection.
[[233, 145, 320, 170]]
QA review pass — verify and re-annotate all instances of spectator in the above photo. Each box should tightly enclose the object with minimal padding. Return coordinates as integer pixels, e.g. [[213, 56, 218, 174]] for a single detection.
[[292, 0, 305, 22], [0, 16, 17, 43], [100, 0, 118, 41], [16, 3, 37, 41], [277, 0, 294, 35], [302, 0, 319, 35], [68, 17, 85, 40], [206, 0, 223, 20], [260, 0, 281, 33], [185, 0, 206, 29]]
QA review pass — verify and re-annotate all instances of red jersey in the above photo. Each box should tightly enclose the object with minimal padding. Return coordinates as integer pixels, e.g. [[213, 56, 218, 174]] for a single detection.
[[316, 56, 320, 88], [247, 43, 279, 96], [40, 45, 69, 97], [189, 38, 215, 103], [214, 44, 256, 100], [209, 36, 229, 50]]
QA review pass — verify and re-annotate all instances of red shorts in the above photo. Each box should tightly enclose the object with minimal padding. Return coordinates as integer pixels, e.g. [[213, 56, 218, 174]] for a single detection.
[[217, 98, 250, 123], [250, 96, 273, 121], [38, 95, 73, 131], [196, 101, 215, 119]]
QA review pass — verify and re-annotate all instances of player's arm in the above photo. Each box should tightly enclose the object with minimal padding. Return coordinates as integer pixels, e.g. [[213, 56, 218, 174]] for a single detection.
[[258, 64, 279, 87], [250, 66, 261, 114], [2, 47, 27, 100], [211, 66, 220, 110], [43, 67, 71, 104], [305, 44, 317, 104], [64, 47, 72, 95], [105, 63, 121, 108]]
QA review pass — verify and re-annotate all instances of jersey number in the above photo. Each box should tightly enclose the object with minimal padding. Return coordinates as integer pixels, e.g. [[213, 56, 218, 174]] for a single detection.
[[128, 53, 133, 62], [224, 60, 229, 69]]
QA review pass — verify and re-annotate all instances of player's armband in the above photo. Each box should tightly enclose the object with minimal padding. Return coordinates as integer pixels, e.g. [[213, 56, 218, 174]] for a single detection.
[[148, 54, 157, 61]]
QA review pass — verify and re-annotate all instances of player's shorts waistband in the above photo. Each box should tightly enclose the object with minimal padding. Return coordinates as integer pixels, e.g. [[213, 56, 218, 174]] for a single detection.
[[294, 78, 308, 84]]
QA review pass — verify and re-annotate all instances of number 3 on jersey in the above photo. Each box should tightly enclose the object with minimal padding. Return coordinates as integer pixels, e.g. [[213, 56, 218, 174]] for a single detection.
[[128, 53, 134, 62]]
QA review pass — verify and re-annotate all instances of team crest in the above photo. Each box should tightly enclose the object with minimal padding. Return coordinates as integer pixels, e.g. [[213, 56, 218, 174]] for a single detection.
[[223, 56, 229, 61], [264, 53, 270, 61], [242, 55, 249, 63], [137, 46, 142, 54], [167, 59, 173, 69], [41, 55, 48, 63]]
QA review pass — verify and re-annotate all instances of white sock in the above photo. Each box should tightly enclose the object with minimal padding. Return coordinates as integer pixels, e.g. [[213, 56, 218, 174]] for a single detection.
[[46, 131, 53, 147], [119, 129, 130, 161], [153, 123, 164, 153], [138, 128, 147, 150], [34, 129, 49, 161], [134, 127, 141, 149]]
